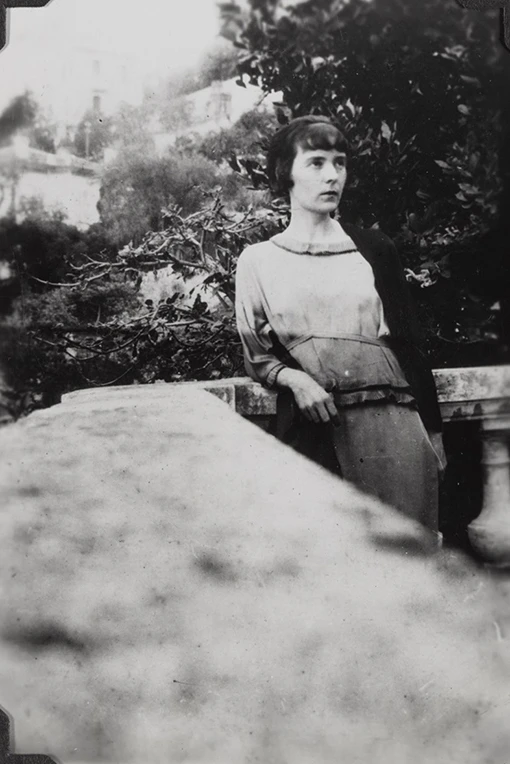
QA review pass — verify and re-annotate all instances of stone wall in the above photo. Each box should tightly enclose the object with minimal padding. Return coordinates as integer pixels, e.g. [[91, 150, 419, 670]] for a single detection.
[[1, 385, 510, 763]]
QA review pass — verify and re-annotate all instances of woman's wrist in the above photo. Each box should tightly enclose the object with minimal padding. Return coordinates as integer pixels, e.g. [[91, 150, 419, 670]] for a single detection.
[[275, 367, 309, 391]]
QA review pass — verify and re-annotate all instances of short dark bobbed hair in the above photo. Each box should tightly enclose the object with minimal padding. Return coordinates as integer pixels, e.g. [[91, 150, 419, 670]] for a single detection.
[[266, 115, 348, 197]]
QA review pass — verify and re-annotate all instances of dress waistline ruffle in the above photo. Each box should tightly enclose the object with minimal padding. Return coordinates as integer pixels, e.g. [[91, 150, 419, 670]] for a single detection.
[[285, 332, 392, 352], [333, 386, 416, 408]]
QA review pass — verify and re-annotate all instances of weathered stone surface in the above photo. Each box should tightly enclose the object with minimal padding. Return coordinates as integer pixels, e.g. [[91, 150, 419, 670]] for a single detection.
[[434, 365, 510, 403], [63, 365, 510, 421], [1, 388, 510, 763]]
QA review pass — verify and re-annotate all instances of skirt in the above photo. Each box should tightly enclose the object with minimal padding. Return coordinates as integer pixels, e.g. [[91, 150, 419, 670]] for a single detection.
[[275, 397, 440, 532]]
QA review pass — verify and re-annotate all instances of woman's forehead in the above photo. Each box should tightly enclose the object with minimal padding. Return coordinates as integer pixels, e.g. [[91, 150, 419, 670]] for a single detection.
[[294, 145, 347, 159]]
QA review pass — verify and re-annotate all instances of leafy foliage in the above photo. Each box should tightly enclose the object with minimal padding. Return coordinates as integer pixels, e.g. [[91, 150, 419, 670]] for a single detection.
[[0, 92, 37, 146], [219, 0, 508, 362], [111, 103, 156, 154], [97, 149, 222, 247], [73, 109, 115, 161], [0, 207, 120, 418], [3, 199, 286, 418], [0, 207, 115, 295], [196, 108, 276, 165]]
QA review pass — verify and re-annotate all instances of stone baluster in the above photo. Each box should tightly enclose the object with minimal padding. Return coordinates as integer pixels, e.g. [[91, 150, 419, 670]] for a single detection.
[[468, 417, 510, 566]]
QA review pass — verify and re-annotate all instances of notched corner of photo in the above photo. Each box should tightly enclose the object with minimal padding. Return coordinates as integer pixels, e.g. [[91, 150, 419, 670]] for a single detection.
[[0, 1, 53, 55], [456, 0, 510, 52]]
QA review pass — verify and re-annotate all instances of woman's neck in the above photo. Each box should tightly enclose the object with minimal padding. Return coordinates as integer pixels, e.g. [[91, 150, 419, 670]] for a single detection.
[[284, 211, 346, 243]]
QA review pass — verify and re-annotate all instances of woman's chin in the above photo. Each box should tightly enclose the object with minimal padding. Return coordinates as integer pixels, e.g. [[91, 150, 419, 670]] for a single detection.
[[302, 200, 339, 214]]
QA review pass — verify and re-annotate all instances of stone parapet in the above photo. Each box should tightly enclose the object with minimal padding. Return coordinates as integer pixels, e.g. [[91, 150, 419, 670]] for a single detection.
[[62, 365, 510, 422], [63, 366, 510, 565], [1, 383, 510, 762]]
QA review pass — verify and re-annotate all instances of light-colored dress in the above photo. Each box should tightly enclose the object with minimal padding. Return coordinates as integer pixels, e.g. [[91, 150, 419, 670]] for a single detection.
[[235, 232, 440, 530]]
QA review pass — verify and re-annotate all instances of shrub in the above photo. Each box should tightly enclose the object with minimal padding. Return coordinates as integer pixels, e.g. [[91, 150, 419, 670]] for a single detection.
[[97, 149, 222, 247]]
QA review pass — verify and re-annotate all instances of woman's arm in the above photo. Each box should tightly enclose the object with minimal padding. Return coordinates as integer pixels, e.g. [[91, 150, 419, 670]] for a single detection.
[[235, 250, 339, 424], [235, 251, 288, 388]]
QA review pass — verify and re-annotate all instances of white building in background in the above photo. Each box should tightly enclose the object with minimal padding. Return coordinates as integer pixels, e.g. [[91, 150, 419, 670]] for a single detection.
[[0, 41, 149, 227], [0, 136, 101, 229], [1, 39, 149, 136], [48, 45, 148, 125], [0, 69, 280, 226], [151, 77, 282, 155]]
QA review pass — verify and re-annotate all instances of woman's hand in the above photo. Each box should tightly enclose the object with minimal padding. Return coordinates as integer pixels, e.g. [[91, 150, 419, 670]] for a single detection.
[[276, 368, 340, 426]]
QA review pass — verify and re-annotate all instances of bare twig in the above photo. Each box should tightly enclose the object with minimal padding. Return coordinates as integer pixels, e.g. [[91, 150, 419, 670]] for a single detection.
[[75, 363, 139, 387], [29, 271, 109, 288], [63, 329, 146, 359]]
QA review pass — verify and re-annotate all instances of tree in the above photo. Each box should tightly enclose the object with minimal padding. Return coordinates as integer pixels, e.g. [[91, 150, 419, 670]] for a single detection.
[[218, 0, 508, 364], [0, 206, 129, 418], [74, 109, 114, 161], [0, 92, 37, 146], [3, 197, 287, 415], [197, 108, 277, 165], [97, 148, 222, 247], [0, 210, 85, 291], [110, 102, 155, 154]]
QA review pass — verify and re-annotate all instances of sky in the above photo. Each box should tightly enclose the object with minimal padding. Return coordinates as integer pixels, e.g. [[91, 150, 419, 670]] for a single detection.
[[0, 0, 222, 111]]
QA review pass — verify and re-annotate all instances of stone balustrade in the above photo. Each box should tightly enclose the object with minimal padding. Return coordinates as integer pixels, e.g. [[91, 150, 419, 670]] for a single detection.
[[64, 364, 510, 565]]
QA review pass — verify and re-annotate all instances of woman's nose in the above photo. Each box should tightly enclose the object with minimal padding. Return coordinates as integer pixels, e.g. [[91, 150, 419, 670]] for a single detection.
[[324, 162, 340, 181]]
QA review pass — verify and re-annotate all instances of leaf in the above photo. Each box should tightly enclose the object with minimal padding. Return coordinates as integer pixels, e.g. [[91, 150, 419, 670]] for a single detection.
[[408, 213, 424, 234], [227, 154, 241, 173], [381, 121, 391, 141], [458, 183, 479, 194], [460, 74, 481, 87], [457, 104, 470, 115], [434, 160, 449, 170], [311, 56, 326, 71], [345, 98, 356, 117]]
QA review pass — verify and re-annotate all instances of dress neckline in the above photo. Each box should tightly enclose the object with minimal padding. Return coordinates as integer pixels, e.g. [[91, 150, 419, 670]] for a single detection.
[[270, 232, 359, 256]]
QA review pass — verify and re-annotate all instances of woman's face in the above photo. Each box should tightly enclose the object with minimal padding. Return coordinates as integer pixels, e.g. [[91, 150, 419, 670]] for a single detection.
[[288, 144, 347, 215]]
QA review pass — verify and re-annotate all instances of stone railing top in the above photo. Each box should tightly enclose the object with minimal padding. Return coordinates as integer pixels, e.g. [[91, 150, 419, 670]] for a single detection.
[[3, 383, 510, 762], [63, 364, 510, 422]]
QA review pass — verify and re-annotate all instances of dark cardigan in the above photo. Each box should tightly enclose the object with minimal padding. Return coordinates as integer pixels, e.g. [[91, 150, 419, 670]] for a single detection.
[[269, 223, 443, 434], [342, 223, 442, 433]]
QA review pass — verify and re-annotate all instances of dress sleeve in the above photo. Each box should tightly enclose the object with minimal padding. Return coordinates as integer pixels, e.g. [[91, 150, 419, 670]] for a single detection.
[[235, 249, 287, 388]]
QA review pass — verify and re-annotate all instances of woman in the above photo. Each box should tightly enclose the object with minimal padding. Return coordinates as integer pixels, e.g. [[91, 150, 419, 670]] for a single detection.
[[235, 115, 446, 531]]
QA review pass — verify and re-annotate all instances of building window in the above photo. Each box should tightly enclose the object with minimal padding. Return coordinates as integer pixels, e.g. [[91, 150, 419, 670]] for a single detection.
[[209, 83, 232, 122], [220, 92, 232, 119]]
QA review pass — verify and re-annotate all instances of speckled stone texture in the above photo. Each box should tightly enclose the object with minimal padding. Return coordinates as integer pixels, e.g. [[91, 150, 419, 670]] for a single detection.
[[1, 387, 509, 764]]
